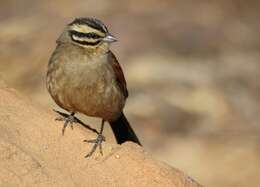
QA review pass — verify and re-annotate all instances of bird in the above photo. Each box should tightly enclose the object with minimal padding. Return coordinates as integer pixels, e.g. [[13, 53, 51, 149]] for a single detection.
[[46, 17, 141, 157]]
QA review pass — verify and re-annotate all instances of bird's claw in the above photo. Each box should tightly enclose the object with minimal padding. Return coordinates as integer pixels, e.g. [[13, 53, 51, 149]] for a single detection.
[[84, 133, 106, 158], [55, 114, 76, 135]]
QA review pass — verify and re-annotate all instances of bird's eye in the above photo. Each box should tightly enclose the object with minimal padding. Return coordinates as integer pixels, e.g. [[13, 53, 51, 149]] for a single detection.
[[86, 32, 101, 39], [69, 30, 101, 39]]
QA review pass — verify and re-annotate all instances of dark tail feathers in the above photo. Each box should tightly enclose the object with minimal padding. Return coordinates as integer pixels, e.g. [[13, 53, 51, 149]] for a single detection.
[[109, 113, 141, 146]]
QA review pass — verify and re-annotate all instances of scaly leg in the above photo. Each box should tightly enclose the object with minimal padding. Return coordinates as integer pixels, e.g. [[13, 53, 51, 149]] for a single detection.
[[84, 119, 106, 158], [53, 109, 99, 135], [55, 111, 77, 135]]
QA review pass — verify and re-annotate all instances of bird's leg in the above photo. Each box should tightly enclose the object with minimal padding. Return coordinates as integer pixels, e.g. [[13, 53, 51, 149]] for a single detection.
[[53, 109, 99, 135], [84, 119, 106, 158], [55, 111, 77, 135]]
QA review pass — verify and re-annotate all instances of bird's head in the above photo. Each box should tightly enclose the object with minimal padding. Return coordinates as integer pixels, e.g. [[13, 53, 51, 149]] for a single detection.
[[57, 17, 117, 52]]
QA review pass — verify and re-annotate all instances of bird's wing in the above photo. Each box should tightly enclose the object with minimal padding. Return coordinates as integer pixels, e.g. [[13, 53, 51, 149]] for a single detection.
[[107, 51, 128, 98]]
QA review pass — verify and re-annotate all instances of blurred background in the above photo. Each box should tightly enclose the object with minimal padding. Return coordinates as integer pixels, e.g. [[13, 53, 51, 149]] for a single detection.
[[1, 0, 260, 186]]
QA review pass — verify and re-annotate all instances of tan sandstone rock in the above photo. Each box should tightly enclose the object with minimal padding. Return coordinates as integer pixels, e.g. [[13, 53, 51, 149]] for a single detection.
[[0, 83, 202, 187]]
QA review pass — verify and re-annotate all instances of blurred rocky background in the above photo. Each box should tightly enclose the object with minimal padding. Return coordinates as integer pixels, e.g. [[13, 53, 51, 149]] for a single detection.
[[0, 0, 259, 186]]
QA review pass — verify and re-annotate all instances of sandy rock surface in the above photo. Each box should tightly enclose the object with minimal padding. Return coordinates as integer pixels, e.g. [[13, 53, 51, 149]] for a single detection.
[[0, 82, 201, 187]]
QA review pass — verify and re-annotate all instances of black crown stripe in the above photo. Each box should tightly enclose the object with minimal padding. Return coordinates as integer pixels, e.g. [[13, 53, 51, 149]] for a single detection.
[[69, 17, 108, 34]]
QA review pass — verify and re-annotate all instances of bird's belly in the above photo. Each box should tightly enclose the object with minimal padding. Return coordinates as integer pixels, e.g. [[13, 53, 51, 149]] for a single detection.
[[48, 62, 125, 121]]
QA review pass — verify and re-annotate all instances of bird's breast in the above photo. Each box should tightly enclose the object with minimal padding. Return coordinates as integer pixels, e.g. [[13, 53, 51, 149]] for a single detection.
[[47, 54, 125, 121]]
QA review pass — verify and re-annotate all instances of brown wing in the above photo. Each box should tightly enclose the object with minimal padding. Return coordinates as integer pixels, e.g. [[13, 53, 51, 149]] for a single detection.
[[107, 51, 128, 98]]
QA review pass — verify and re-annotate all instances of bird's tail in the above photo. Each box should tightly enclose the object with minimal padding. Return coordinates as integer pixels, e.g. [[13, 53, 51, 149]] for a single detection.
[[109, 112, 141, 146]]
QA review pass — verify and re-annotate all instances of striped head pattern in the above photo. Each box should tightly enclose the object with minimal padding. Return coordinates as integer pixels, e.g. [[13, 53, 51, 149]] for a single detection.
[[67, 17, 117, 48]]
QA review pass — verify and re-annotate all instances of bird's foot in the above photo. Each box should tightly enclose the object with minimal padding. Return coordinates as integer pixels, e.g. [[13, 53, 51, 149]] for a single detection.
[[54, 111, 76, 135], [84, 133, 106, 158], [53, 109, 99, 135]]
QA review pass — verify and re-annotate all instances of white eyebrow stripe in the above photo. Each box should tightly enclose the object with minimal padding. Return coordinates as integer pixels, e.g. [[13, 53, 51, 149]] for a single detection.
[[70, 24, 105, 37], [71, 35, 99, 42]]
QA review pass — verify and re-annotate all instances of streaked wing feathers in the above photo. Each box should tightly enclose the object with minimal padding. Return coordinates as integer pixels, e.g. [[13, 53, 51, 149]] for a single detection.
[[107, 51, 128, 98]]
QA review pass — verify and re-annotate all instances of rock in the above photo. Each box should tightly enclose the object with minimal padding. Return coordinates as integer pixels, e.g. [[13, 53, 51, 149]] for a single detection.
[[0, 85, 202, 187]]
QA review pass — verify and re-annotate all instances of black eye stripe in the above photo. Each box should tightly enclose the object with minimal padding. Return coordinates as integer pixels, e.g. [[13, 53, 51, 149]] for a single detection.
[[69, 30, 102, 39], [69, 31, 101, 46]]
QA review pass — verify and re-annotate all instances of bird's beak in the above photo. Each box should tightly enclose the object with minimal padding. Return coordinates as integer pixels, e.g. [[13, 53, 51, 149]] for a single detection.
[[102, 34, 118, 43]]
